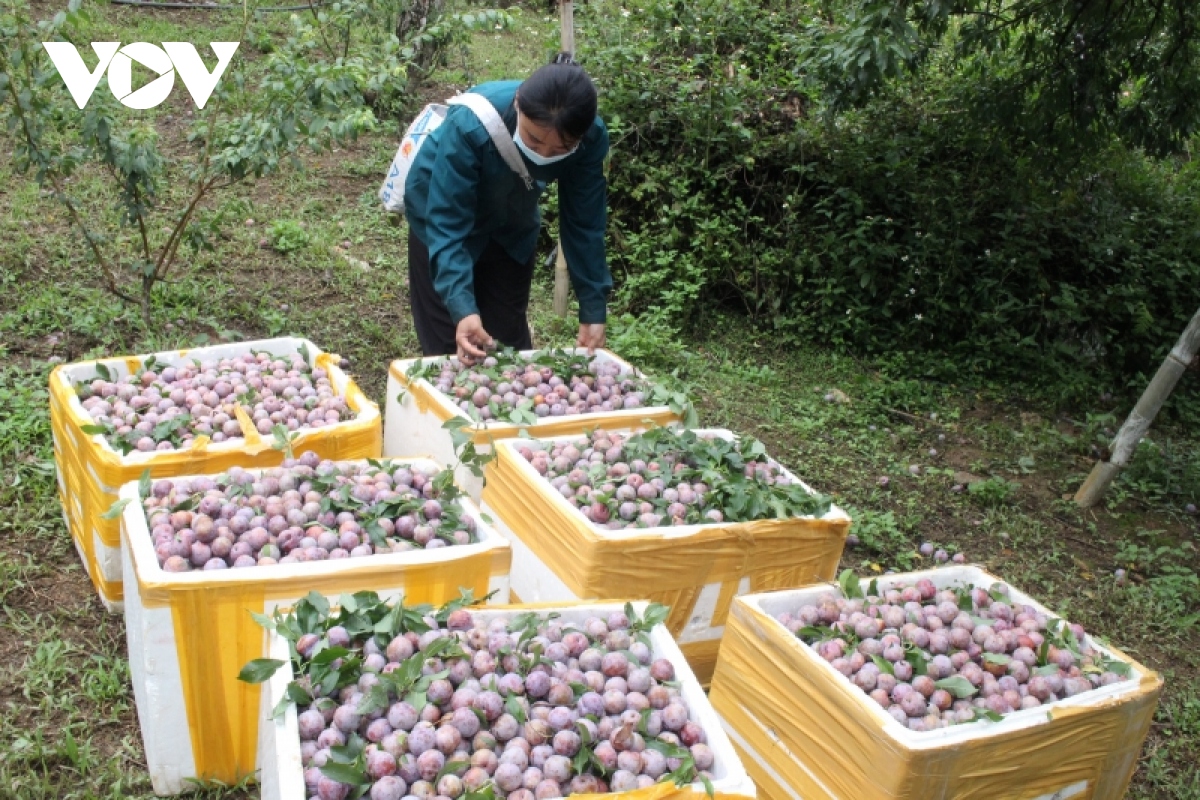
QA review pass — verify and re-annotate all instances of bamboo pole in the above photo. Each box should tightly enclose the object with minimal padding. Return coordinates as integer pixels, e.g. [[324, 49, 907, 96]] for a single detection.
[[560, 0, 575, 56], [1074, 306, 1200, 508], [552, 241, 570, 317], [552, 0, 574, 319]]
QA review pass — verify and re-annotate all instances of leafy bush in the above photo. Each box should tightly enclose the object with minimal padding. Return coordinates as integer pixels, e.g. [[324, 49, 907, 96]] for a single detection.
[[968, 477, 1018, 508], [582, 0, 1200, 395], [844, 506, 918, 570], [268, 220, 311, 253]]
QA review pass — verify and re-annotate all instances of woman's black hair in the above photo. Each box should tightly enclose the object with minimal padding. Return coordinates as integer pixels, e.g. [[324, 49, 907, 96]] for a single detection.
[[517, 52, 598, 143]]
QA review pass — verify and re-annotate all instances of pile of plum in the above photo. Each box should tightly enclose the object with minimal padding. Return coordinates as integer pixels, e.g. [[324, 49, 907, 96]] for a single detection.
[[516, 427, 829, 529], [74, 350, 350, 453], [778, 576, 1132, 732], [248, 598, 716, 799], [142, 452, 476, 572], [414, 349, 662, 423]]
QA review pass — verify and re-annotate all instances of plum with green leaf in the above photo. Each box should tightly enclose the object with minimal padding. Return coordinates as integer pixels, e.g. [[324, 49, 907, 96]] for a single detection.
[[243, 597, 716, 797], [777, 574, 1133, 731]]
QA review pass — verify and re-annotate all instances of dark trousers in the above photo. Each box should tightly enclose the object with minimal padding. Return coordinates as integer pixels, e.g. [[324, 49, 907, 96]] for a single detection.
[[407, 233, 535, 356]]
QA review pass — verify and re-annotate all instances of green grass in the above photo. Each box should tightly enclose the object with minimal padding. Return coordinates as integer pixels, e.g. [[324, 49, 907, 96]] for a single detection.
[[1, 0, 1198, 797]]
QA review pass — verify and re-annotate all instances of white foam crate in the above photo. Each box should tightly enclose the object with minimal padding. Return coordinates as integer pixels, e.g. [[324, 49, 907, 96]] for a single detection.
[[481, 429, 851, 649], [120, 458, 511, 795], [257, 601, 757, 799], [51, 336, 380, 612], [715, 565, 1161, 800], [748, 565, 1151, 747], [383, 348, 682, 501]]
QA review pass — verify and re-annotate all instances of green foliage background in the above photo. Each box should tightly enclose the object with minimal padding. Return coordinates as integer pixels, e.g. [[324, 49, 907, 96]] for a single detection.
[[580, 0, 1200, 399]]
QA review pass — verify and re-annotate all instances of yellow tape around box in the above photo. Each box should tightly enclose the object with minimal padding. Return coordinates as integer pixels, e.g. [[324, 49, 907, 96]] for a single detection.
[[482, 442, 850, 632], [571, 781, 752, 800], [679, 639, 724, 690], [131, 538, 510, 786], [388, 351, 682, 447], [49, 346, 381, 604], [709, 596, 1163, 800]]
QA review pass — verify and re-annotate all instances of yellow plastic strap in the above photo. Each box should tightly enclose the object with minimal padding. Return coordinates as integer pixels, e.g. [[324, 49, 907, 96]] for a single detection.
[[49, 383, 121, 600], [390, 364, 454, 423], [708, 599, 1163, 800], [388, 362, 682, 446], [481, 444, 848, 622], [48, 356, 382, 605], [170, 582, 267, 784], [572, 781, 752, 800], [139, 546, 507, 783], [233, 406, 271, 455], [679, 639, 723, 689]]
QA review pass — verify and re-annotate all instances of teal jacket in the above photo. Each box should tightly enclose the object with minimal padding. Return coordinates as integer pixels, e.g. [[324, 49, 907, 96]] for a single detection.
[[404, 80, 611, 325]]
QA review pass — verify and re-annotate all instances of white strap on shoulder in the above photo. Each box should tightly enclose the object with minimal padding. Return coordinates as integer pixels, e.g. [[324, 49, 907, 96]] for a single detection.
[[448, 93, 533, 190]]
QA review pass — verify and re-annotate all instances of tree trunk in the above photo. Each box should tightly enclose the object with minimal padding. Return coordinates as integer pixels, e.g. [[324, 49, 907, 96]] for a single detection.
[[1074, 307, 1200, 508]]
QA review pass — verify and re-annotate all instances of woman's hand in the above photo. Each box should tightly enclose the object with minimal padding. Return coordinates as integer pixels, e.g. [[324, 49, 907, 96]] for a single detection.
[[456, 315, 494, 364], [577, 323, 606, 354]]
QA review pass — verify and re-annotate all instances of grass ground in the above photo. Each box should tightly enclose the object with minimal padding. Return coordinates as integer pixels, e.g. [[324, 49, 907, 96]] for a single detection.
[[1, 0, 1197, 797]]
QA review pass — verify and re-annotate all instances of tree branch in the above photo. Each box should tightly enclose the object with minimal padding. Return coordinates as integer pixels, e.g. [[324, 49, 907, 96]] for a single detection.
[[2, 60, 135, 304], [133, 183, 152, 265]]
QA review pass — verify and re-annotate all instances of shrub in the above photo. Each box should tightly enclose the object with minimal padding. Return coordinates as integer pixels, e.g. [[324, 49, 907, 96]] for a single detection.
[[581, 0, 1200, 394]]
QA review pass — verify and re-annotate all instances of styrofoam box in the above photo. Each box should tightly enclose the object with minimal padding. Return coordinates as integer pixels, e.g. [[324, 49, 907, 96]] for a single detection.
[[481, 429, 851, 648], [383, 348, 682, 501], [120, 459, 511, 796], [257, 601, 757, 800], [722, 565, 1155, 800], [52, 337, 381, 612]]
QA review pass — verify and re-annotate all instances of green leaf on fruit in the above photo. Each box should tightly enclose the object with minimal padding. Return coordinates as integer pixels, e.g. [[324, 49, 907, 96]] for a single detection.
[[330, 733, 365, 762], [839, 569, 864, 599], [796, 625, 834, 643], [436, 759, 470, 782], [645, 738, 691, 759], [1036, 638, 1051, 667], [238, 658, 285, 684], [100, 498, 130, 519], [250, 611, 276, 632], [271, 692, 295, 720], [934, 676, 978, 698], [356, 683, 389, 716], [505, 693, 527, 724], [319, 760, 365, 785], [1100, 658, 1132, 678], [311, 647, 351, 666], [904, 644, 930, 676], [872, 655, 895, 675]]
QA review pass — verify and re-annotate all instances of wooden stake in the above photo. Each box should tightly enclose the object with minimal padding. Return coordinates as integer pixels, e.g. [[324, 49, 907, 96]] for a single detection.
[[560, 0, 575, 57], [553, 241, 570, 318], [1075, 306, 1200, 508], [552, 0, 574, 319]]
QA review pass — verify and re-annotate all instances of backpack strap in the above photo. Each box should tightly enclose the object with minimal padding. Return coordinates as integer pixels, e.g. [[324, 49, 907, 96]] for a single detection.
[[448, 92, 533, 191]]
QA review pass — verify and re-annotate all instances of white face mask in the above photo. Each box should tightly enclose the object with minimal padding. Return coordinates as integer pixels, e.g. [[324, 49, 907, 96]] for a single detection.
[[514, 112, 578, 166]]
